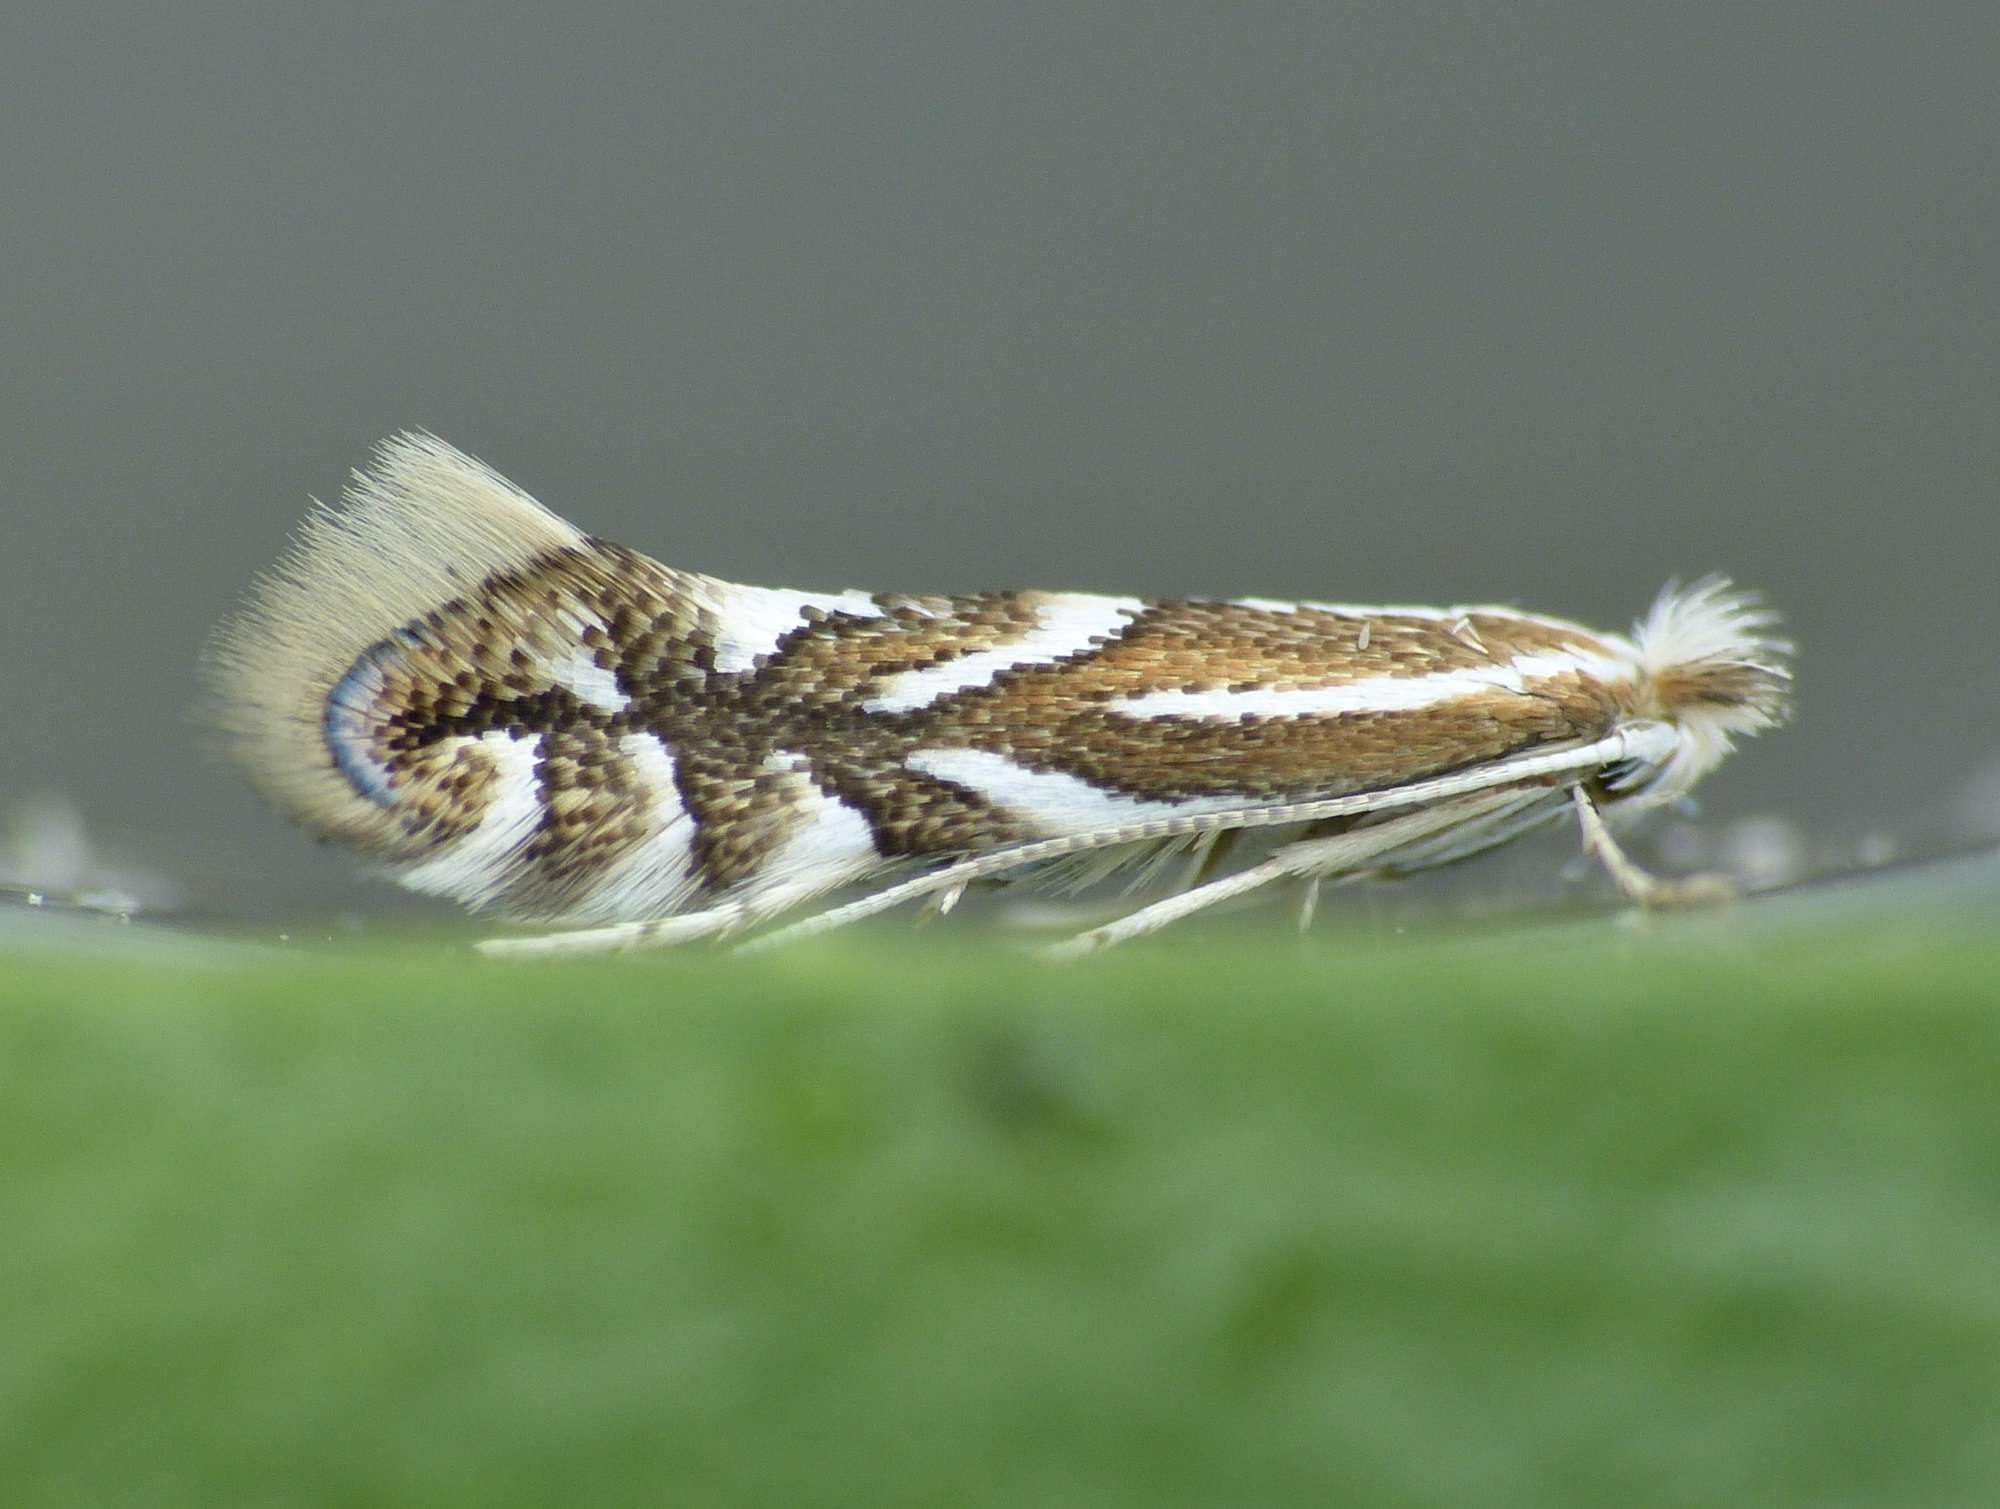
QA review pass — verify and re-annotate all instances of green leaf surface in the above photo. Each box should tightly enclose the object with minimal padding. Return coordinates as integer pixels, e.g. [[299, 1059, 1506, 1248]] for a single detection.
[[5, 865, 1998, 1508]]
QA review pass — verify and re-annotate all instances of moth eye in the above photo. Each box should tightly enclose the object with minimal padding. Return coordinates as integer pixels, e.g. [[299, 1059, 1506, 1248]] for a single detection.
[[1599, 757, 1655, 793]]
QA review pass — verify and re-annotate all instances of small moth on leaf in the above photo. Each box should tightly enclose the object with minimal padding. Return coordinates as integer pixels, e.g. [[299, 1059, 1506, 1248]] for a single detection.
[[207, 434, 1792, 956]]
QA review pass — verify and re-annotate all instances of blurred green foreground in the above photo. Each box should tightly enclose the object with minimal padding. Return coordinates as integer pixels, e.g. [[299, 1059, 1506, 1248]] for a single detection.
[[4, 894, 1998, 1508]]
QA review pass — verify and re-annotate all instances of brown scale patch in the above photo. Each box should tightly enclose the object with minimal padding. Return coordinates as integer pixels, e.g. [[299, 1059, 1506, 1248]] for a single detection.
[[986, 602, 1623, 700], [1518, 669, 1635, 733], [501, 723, 659, 915], [333, 544, 717, 908], [726, 592, 1053, 703], [1456, 611, 1620, 660], [813, 756, 1035, 857], [391, 740, 499, 847], [674, 756, 829, 892], [1649, 660, 1790, 724], [723, 605, 1613, 749], [927, 684, 1619, 803]]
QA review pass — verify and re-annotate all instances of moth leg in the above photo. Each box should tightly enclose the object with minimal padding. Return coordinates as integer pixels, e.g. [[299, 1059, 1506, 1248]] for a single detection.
[[1041, 852, 1302, 959], [476, 902, 748, 959], [1295, 877, 1323, 934], [734, 863, 994, 954], [1173, 828, 1236, 895], [1047, 791, 1534, 958], [914, 879, 971, 923], [1571, 787, 1736, 907]]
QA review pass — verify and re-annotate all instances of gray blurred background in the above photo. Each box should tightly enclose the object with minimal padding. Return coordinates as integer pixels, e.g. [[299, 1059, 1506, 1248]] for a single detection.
[[4, 1, 1995, 917]]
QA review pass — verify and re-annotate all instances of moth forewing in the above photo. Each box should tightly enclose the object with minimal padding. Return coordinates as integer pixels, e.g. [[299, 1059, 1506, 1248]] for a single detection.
[[207, 433, 1793, 956]]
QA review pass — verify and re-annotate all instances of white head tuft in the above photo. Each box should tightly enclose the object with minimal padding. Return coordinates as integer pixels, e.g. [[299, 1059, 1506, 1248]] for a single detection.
[[1627, 576, 1793, 803]]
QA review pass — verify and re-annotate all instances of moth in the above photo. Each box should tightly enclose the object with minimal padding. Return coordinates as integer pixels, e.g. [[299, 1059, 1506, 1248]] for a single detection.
[[207, 433, 1792, 957]]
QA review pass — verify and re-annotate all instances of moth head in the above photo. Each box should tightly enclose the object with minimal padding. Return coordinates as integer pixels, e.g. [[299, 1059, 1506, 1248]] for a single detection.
[[1619, 576, 1793, 804]]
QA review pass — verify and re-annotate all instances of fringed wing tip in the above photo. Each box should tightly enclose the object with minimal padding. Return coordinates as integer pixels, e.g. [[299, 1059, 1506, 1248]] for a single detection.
[[202, 433, 589, 849]]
